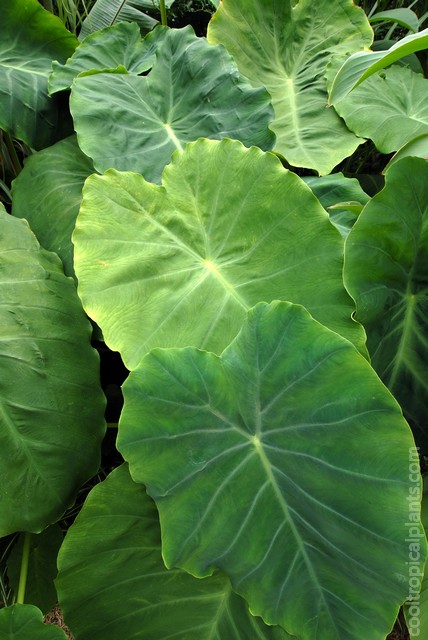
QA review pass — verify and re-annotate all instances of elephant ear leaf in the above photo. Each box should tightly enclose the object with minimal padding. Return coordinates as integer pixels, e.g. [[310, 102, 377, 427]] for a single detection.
[[0, 208, 106, 536], [117, 300, 422, 640], [69, 26, 275, 183], [208, 0, 373, 175], [73, 138, 365, 370], [344, 156, 428, 451]]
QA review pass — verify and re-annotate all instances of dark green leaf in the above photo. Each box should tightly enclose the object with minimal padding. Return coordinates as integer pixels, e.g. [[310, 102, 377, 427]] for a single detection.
[[56, 464, 292, 640], [0, 208, 106, 535], [118, 301, 422, 640], [0, 0, 77, 149]]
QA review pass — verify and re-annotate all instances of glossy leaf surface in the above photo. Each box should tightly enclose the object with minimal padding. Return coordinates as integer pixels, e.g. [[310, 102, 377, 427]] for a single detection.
[[0, 0, 77, 148], [118, 301, 420, 640], [208, 0, 372, 174], [56, 464, 292, 640], [0, 208, 106, 535], [70, 26, 275, 182], [73, 138, 365, 369], [12, 136, 94, 277], [344, 157, 428, 450]]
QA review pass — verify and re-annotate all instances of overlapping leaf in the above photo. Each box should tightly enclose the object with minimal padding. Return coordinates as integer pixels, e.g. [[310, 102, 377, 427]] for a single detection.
[[0, 0, 77, 149], [56, 464, 292, 640], [329, 27, 428, 104], [117, 301, 420, 640], [0, 605, 66, 639], [79, 0, 175, 40], [73, 138, 365, 369], [344, 157, 428, 450], [0, 208, 106, 535], [49, 22, 168, 94], [12, 136, 94, 277], [332, 66, 428, 153], [208, 0, 372, 174], [304, 173, 370, 238], [70, 26, 275, 182]]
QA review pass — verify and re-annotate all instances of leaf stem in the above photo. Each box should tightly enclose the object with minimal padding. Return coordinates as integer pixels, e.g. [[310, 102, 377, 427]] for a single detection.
[[160, 0, 167, 26], [16, 532, 31, 605], [3, 131, 22, 177]]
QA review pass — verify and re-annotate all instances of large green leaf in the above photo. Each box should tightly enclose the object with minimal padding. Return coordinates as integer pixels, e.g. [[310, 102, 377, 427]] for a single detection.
[[0, 208, 106, 535], [73, 138, 365, 370], [56, 464, 291, 640], [49, 22, 168, 94], [117, 300, 422, 640], [332, 66, 428, 154], [344, 157, 428, 451], [384, 133, 428, 172], [7, 526, 63, 614], [0, 0, 77, 149], [11, 136, 94, 277], [70, 26, 275, 182], [328, 27, 428, 104], [0, 605, 66, 639], [207, 0, 372, 175]]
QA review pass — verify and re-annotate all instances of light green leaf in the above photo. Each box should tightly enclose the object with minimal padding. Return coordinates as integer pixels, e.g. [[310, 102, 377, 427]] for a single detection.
[[73, 138, 365, 370], [383, 133, 428, 172], [208, 0, 372, 175], [79, 0, 174, 40], [332, 66, 428, 154], [369, 9, 420, 33], [0, 208, 106, 535], [328, 27, 428, 104], [7, 526, 63, 614], [344, 157, 428, 451], [70, 26, 274, 182], [304, 173, 370, 238], [0, 0, 77, 149], [0, 605, 66, 639], [56, 464, 292, 640], [11, 136, 94, 277], [117, 300, 422, 640], [49, 22, 168, 94]]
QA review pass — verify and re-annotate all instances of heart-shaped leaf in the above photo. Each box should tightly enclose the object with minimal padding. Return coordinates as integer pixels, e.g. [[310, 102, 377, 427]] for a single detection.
[[11, 136, 94, 277], [0, 207, 105, 535], [344, 156, 428, 451], [70, 26, 275, 182], [0, 0, 77, 149], [73, 138, 365, 369], [208, 0, 372, 175], [117, 300, 422, 640], [0, 605, 66, 639], [56, 464, 292, 640]]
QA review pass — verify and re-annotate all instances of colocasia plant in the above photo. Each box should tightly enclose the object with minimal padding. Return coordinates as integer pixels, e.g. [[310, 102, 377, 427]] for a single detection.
[[0, 0, 428, 639]]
